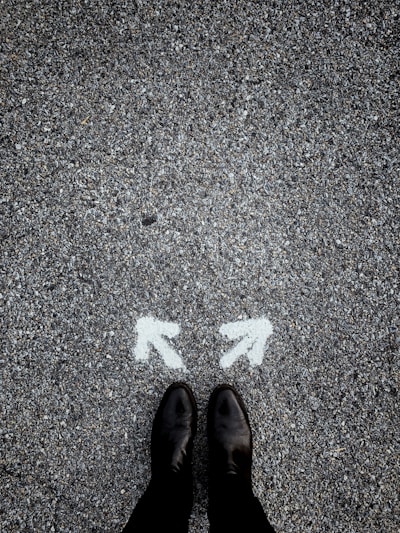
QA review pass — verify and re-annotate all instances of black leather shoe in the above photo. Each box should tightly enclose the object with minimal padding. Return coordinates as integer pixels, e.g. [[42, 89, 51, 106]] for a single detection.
[[207, 384, 252, 487], [151, 382, 197, 479]]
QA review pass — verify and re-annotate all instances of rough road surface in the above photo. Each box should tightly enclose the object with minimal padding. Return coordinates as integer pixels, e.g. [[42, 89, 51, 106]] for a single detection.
[[1, 1, 399, 531]]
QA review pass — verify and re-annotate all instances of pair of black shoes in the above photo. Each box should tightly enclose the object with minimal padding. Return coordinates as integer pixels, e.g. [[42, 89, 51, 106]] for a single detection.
[[124, 383, 275, 532], [151, 382, 252, 491]]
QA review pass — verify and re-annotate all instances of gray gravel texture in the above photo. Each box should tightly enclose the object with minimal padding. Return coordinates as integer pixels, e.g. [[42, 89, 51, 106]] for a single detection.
[[1, 1, 399, 531]]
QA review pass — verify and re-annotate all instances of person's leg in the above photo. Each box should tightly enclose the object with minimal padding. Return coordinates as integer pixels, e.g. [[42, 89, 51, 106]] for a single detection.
[[122, 473, 192, 532], [207, 385, 276, 533], [208, 475, 275, 532], [123, 382, 197, 533]]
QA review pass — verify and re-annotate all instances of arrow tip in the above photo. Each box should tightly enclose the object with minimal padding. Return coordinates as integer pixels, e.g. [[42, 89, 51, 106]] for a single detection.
[[219, 316, 274, 369]]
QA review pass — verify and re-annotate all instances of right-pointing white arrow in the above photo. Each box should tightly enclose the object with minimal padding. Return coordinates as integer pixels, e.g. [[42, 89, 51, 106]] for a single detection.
[[219, 318, 273, 369], [134, 316, 185, 370]]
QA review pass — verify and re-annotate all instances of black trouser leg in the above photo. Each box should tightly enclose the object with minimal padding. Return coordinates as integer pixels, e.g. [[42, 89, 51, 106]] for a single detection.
[[208, 475, 276, 533], [123, 473, 192, 533]]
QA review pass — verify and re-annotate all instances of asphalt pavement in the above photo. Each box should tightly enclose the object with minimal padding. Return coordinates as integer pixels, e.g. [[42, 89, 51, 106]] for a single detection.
[[1, 1, 399, 531]]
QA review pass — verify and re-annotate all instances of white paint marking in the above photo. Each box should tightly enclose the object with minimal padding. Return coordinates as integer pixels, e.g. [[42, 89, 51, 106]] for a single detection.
[[134, 316, 185, 370], [219, 317, 273, 369]]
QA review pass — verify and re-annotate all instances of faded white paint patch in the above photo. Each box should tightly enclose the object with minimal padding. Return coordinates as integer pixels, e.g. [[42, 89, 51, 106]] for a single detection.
[[219, 317, 273, 369], [134, 316, 185, 370]]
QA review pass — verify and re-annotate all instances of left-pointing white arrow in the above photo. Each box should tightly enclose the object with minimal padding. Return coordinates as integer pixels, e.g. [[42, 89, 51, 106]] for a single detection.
[[219, 317, 273, 369], [134, 316, 185, 370]]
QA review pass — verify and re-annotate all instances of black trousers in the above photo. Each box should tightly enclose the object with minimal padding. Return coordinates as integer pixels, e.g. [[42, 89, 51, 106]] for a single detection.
[[123, 473, 276, 532]]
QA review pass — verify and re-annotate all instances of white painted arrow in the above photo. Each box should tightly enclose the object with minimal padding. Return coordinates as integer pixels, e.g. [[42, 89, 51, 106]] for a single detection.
[[219, 318, 273, 369], [134, 316, 185, 370]]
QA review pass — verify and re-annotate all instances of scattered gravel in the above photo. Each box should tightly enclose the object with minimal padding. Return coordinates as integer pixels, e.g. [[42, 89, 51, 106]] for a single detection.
[[1, 1, 399, 531]]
